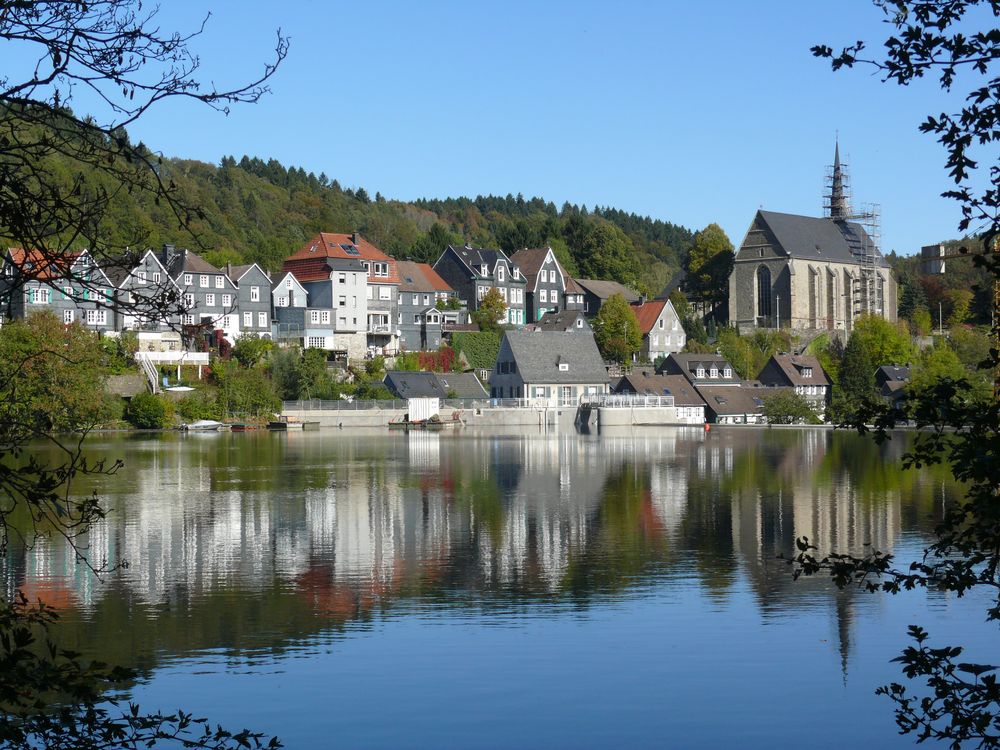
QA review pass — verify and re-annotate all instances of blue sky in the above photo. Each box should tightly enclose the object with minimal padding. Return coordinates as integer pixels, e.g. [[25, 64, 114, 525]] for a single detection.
[[40, 1, 989, 255]]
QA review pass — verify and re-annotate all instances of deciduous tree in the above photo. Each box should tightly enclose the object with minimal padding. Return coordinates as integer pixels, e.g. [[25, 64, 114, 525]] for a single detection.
[[472, 287, 508, 334], [593, 293, 641, 364]]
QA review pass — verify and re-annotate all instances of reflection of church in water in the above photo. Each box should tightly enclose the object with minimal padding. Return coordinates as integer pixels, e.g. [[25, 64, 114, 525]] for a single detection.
[[5, 430, 915, 671]]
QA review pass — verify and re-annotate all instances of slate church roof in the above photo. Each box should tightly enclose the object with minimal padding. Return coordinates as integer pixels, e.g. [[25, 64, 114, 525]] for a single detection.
[[747, 210, 890, 267]]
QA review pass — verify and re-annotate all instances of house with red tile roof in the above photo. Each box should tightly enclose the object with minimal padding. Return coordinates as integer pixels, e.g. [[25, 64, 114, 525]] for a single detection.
[[284, 232, 400, 356], [1, 247, 116, 332], [630, 298, 684, 362]]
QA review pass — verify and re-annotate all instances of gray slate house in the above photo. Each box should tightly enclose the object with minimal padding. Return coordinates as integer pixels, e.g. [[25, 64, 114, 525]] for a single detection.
[[757, 353, 831, 413], [509, 246, 571, 322], [574, 279, 641, 317], [490, 330, 610, 405], [105, 249, 180, 332], [396, 261, 462, 351], [698, 385, 785, 424], [271, 271, 308, 310], [0, 248, 116, 333], [383, 370, 488, 400], [659, 352, 741, 387], [433, 245, 526, 326], [536, 310, 590, 332], [613, 370, 706, 424], [226, 263, 273, 338], [875, 364, 911, 405], [157, 246, 241, 343]]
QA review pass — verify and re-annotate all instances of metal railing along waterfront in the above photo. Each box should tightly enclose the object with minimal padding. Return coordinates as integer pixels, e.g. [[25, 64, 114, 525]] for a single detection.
[[282, 397, 589, 412], [580, 394, 675, 408]]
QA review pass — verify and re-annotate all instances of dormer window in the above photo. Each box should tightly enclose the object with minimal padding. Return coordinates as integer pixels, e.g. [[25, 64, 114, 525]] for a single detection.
[[559, 362, 569, 372], [498, 267, 505, 282], [696, 367, 706, 378], [576, 318, 583, 328], [802, 367, 813, 378], [481, 264, 489, 275], [710, 367, 719, 378], [723, 367, 732, 378]]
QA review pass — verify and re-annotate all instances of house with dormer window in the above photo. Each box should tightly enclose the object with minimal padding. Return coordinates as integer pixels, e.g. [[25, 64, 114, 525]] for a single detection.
[[433, 244, 526, 326], [103, 249, 180, 332], [157, 245, 240, 342], [757, 353, 831, 413], [489, 329, 609, 405], [284, 232, 400, 355], [659, 352, 741, 387], [396, 260, 464, 351]]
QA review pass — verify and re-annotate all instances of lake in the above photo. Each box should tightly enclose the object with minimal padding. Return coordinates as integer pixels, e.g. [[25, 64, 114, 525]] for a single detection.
[[2, 427, 992, 748]]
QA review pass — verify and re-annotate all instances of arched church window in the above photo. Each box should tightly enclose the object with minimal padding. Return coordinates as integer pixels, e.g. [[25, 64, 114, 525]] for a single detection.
[[756, 266, 771, 319]]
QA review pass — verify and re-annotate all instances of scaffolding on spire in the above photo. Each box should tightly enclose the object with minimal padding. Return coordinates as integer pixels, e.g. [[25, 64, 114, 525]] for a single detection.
[[823, 142, 884, 322]]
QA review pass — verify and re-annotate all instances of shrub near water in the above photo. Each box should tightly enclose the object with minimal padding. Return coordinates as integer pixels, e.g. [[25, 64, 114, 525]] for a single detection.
[[126, 393, 173, 429]]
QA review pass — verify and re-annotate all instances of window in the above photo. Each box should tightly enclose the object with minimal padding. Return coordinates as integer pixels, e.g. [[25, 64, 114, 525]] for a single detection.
[[259, 312, 268, 328], [320, 311, 330, 324], [309, 310, 320, 324], [397, 313, 402, 324], [250, 286, 260, 302], [540, 270, 547, 283], [423, 294, 430, 306], [63, 286, 72, 299], [540, 289, 548, 303], [723, 367, 733, 378], [412, 294, 419, 305], [427, 313, 439, 324], [307, 336, 324, 349], [398, 294, 403, 304], [135, 270, 147, 285], [659, 319, 664, 329], [183, 293, 194, 308], [152, 272, 161, 283], [652, 334, 659, 345], [222, 294, 232, 307], [696, 367, 706, 378], [215, 275, 224, 288], [558, 362, 569, 372], [244, 311, 253, 327], [222, 316, 231, 329], [352, 296, 357, 308], [339, 273, 347, 284], [63, 309, 74, 323], [576, 318, 583, 328], [184, 273, 193, 286], [497, 267, 505, 282], [286, 278, 293, 288], [477, 286, 485, 300], [85, 310, 107, 325], [199, 274, 209, 287], [205, 293, 215, 307], [710, 367, 719, 378], [413, 314, 420, 324], [366, 286, 374, 299], [339, 296, 347, 307], [550, 291, 558, 306], [379, 286, 391, 300], [277, 296, 287, 307], [756, 265, 772, 319], [500, 287, 508, 302], [183, 314, 195, 325], [672, 318, 678, 330], [802, 367, 813, 378]]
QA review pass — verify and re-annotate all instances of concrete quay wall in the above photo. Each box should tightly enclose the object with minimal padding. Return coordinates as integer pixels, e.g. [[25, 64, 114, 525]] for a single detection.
[[281, 405, 583, 429]]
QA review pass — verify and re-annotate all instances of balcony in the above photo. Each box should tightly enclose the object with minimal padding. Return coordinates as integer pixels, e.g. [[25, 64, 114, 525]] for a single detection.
[[367, 323, 392, 335]]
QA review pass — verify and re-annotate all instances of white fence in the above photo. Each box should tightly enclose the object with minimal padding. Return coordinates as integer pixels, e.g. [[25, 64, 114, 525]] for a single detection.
[[581, 394, 675, 408]]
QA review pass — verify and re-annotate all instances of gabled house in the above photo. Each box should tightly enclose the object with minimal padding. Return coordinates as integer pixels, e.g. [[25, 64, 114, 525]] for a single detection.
[[509, 246, 571, 322], [574, 278, 641, 317], [563, 277, 586, 312], [490, 330, 609, 405], [0, 248, 116, 332], [157, 245, 240, 343], [271, 272, 308, 309], [396, 261, 462, 351], [433, 244, 527, 326], [284, 232, 400, 354], [875, 364, 911, 405], [630, 298, 685, 362], [613, 370, 706, 424], [757, 353, 831, 413], [659, 352, 741, 387], [536, 309, 590, 332], [105, 249, 180, 332], [383, 370, 487, 400], [226, 263, 273, 338]]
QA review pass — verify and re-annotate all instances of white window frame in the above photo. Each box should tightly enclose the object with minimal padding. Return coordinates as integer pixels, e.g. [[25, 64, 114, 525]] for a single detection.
[[222, 294, 232, 307], [205, 293, 215, 307], [199, 274, 209, 288], [250, 286, 260, 302], [259, 311, 268, 328], [243, 311, 252, 327], [215, 275, 224, 288], [183, 273, 193, 286]]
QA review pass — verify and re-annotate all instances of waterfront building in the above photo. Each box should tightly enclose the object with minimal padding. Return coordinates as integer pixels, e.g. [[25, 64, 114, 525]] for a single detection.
[[613, 370, 706, 424], [490, 329, 610, 404], [225, 263, 273, 339], [630, 297, 685, 362], [157, 245, 241, 343], [395, 261, 462, 351], [756, 353, 831, 414], [658, 352, 741, 387]]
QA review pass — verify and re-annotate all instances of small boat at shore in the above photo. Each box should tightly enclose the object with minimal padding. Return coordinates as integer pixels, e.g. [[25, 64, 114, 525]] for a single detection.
[[228, 423, 260, 432], [181, 419, 228, 432]]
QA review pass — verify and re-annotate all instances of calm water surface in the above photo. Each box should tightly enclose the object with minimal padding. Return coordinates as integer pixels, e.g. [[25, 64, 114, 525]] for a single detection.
[[3, 428, 993, 748]]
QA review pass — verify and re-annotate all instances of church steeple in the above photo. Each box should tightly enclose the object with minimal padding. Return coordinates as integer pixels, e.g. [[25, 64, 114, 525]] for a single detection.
[[827, 140, 849, 220]]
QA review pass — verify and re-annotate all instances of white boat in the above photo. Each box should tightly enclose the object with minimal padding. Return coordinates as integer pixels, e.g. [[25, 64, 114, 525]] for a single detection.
[[181, 419, 227, 432]]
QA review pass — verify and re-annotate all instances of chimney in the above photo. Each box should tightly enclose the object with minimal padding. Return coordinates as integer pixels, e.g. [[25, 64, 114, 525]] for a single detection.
[[352, 231, 360, 245]]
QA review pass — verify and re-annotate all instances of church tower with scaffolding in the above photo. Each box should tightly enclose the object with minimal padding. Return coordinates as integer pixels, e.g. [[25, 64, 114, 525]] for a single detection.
[[728, 142, 897, 335]]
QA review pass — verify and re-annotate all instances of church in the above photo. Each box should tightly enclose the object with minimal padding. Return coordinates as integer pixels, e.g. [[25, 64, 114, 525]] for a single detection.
[[728, 145, 897, 334]]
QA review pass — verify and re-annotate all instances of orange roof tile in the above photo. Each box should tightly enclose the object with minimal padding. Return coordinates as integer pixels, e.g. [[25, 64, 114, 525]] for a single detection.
[[285, 233, 400, 284], [631, 299, 667, 335], [5, 247, 81, 280]]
